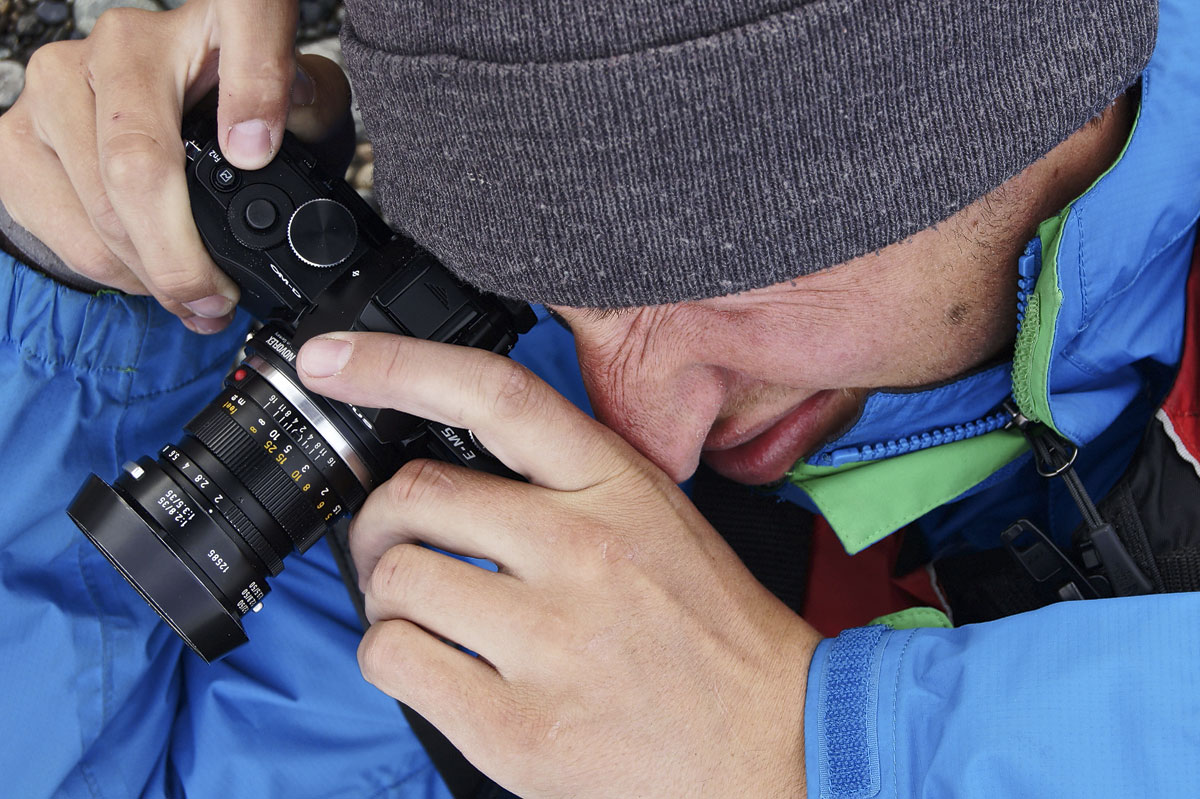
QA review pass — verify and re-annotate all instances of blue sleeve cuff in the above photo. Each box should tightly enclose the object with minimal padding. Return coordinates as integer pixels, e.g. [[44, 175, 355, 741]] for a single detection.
[[805, 595, 1200, 799], [805, 626, 912, 799]]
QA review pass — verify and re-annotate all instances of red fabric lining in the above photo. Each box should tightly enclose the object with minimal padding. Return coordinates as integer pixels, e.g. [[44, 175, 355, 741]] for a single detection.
[[803, 517, 942, 638], [1160, 236, 1200, 455]]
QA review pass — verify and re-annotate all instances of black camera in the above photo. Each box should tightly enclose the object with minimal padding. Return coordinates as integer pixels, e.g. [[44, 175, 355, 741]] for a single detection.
[[67, 112, 535, 662]]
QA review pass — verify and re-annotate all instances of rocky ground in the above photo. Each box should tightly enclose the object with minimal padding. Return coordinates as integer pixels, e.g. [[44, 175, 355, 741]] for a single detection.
[[0, 0, 376, 203]]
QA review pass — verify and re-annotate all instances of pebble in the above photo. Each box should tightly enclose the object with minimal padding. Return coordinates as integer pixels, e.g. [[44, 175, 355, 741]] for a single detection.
[[15, 11, 41, 35], [298, 36, 345, 70], [73, 0, 160, 36], [35, 0, 69, 25], [0, 59, 24, 107]]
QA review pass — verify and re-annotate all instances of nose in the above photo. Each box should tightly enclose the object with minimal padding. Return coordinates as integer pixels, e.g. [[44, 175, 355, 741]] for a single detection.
[[571, 316, 727, 483]]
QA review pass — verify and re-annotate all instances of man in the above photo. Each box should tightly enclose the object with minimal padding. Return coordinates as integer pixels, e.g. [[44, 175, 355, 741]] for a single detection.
[[0, 0, 1195, 796]]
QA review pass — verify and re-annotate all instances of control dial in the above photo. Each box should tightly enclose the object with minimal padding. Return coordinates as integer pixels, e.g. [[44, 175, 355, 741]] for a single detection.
[[287, 198, 358, 268]]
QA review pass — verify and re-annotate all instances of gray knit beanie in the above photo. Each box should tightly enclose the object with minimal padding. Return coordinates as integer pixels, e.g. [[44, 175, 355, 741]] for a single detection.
[[340, 0, 1158, 308]]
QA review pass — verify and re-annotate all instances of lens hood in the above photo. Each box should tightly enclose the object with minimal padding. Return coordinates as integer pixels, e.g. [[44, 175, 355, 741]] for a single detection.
[[68, 474, 248, 662]]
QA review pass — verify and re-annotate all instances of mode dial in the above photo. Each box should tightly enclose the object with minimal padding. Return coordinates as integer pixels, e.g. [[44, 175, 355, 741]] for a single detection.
[[287, 198, 358, 268]]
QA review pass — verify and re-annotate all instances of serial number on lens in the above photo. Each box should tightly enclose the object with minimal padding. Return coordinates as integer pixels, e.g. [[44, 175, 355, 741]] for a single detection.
[[208, 549, 230, 574]]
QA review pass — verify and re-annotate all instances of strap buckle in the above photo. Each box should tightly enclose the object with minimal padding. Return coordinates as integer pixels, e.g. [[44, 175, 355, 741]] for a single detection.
[[1002, 519, 1106, 601]]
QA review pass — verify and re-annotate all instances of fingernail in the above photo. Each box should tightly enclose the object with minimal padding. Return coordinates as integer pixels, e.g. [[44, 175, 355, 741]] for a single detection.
[[182, 315, 230, 335], [183, 294, 235, 318], [292, 65, 316, 107], [227, 120, 272, 164], [300, 336, 352, 377]]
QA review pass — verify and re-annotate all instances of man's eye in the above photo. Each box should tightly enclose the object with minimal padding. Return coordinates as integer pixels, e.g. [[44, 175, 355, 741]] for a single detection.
[[545, 307, 573, 332]]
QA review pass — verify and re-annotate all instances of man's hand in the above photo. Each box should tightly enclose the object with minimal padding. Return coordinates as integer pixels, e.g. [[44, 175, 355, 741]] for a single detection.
[[297, 331, 821, 798], [0, 0, 350, 334]]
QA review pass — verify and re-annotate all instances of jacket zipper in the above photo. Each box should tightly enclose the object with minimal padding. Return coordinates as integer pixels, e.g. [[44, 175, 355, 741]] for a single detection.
[[817, 408, 1014, 467], [812, 242, 1043, 469]]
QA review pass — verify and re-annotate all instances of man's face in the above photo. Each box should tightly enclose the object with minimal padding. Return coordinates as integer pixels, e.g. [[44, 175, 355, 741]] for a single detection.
[[550, 213, 1020, 485], [549, 98, 1133, 485]]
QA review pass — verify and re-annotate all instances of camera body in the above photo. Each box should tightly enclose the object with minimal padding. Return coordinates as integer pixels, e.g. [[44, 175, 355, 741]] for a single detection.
[[67, 112, 535, 662]]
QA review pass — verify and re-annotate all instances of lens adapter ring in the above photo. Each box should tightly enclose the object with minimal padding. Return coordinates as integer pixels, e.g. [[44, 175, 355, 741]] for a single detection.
[[246, 354, 374, 491]]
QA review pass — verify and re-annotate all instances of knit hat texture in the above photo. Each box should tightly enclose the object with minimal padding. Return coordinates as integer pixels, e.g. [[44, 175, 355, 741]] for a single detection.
[[341, 0, 1158, 307]]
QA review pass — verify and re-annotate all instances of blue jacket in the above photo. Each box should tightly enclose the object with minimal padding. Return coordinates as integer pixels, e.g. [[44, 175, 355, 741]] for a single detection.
[[798, 1, 1200, 795], [1, 4, 1197, 799]]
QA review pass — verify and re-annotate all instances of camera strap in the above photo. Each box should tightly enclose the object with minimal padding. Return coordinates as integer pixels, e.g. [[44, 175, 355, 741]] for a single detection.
[[325, 521, 501, 799], [689, 463, 814, 615]]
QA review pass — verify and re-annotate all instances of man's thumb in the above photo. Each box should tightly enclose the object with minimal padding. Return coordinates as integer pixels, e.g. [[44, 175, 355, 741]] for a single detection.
[[214, 0, 299, 169], [285, 53, 356, 178]]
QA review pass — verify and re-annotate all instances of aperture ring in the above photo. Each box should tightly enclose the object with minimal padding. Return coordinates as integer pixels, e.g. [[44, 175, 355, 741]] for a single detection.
[[161, 444, 285, 576]]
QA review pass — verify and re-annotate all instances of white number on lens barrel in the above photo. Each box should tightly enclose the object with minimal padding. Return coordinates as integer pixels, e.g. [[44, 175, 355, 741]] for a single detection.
[[208, 549, 230, 573]]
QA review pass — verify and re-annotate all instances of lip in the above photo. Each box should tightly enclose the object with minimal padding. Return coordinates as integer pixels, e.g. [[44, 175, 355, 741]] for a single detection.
[[701, 390, 854, 485]]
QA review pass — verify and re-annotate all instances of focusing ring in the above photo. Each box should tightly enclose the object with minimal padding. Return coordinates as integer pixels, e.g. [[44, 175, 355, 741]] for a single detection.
[[188, 408, 325, 551], [68, 474, 248, 662], [234, 374, 367, 510]]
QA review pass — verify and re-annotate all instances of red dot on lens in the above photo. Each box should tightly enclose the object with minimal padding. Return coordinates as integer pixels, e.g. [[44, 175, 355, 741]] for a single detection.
[[234, 368, 248, 382]]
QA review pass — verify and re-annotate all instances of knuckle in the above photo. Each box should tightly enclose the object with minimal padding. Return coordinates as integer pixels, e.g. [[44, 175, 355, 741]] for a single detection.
[[89, 6, 148, 39], [220, 66, 292, 100], [147, 264, 212, 302], [24, 41, 85, 93], [379, 338, 411, 391], [366, 546, 420, 605], [23, 44, 62, 90], [357, 623, 402, 685], [483, 359, 540, 423], [387, 458, 454, 510], [100, 131, 173, 193]]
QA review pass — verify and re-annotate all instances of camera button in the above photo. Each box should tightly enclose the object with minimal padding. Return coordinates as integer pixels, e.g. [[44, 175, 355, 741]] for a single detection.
[[212, 164, 240, 191], [244, 198, 278, 231], [288, 199, 358, 268]]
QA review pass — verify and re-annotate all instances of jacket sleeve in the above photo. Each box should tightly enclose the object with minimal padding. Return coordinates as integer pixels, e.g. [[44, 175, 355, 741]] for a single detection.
[[0, 254, 451, 798], [804, 594, 1200, 798]]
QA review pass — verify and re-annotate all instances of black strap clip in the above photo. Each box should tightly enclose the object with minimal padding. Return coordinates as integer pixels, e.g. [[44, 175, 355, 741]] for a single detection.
[[1003, 401, 1153, 599], [1002, 519, 1105, 601]]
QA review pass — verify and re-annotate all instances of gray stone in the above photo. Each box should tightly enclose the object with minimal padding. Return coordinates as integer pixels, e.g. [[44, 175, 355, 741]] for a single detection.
[[15, 11, 42, 36], [298, 36, 343, 70], [0, 60, 26, 109], [35, 0, 70, 25], [73, 0, 160, 36]]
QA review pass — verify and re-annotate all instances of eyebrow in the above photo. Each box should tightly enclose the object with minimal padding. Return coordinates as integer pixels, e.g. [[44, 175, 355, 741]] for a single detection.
[[545, 305, 633, 332], [576, 307, 633, 322]]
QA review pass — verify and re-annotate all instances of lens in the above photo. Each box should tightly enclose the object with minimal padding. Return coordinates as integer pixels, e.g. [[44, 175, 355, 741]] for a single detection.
[[68, 229, 535, 661], [69, 329, 370, 662]]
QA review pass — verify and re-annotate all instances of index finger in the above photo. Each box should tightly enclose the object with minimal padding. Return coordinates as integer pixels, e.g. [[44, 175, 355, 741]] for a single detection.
[[296, 332, 633, 491], [89, 9, 239, 318]]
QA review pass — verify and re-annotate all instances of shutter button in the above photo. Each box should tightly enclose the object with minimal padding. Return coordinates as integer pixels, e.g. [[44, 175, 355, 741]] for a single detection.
[[244, 198, 278, 231]]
